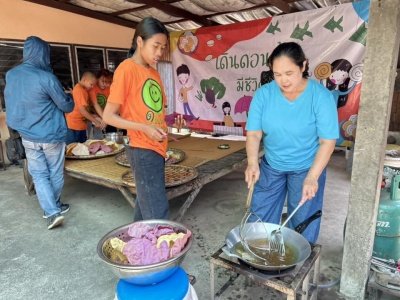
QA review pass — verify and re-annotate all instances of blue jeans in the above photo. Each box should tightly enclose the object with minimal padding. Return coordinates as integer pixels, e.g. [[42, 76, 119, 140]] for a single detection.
[[22, 139, 66, 218], [126, 147, 169, 221], [66, 128, 87, 145], [250, 157, 326, 243]]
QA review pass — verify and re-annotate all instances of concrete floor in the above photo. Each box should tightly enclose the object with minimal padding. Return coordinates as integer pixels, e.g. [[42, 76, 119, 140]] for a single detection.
[[0, 152, 396, 299]]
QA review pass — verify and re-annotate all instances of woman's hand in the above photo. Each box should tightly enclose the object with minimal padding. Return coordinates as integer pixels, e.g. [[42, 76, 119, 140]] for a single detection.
[[144, 125, 167, 142], [245, 163, 260, 188], [300, 175, 319, 204]]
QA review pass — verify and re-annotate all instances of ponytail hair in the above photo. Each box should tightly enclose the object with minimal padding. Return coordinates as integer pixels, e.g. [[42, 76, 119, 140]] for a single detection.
[[128, 17, 169, 57]]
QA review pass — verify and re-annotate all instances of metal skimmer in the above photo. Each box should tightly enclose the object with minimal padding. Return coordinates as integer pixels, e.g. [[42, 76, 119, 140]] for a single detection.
[[269, 202, 303, 256]]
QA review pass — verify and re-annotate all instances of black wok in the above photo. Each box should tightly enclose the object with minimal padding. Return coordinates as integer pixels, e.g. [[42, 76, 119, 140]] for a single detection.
[[224, 210, 321, 271]]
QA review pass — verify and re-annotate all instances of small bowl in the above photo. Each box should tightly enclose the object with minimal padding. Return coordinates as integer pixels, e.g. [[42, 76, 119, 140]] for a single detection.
[[97, 219, 192, 285], [169, 127, 191, 135], [104, 132, 124, 144]]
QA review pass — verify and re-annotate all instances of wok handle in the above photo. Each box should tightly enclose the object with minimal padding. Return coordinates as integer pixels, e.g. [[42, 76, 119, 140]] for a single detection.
[[295, 210, 322, 234], [221, 246, 240, 259], [245, 181, 255, 209]]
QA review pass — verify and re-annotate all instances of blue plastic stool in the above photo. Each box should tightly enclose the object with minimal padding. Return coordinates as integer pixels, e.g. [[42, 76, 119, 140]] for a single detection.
[[116, 267, 189, 300]]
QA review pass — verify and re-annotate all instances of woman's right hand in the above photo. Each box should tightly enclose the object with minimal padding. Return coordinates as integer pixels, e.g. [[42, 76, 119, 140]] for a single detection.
[[144, 125, 167, 142], [245, 163, 260, 188]]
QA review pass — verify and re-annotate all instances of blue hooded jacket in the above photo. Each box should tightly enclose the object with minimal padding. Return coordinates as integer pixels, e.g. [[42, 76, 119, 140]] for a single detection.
[[4, 36, 74, 143]]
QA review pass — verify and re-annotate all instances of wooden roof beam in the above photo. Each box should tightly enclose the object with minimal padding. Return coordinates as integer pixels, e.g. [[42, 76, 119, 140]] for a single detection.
[[110, 5, 150, 16], [127, 0, 219, 26], [207, 2, 297, 18], [111, 0, 182, 16], [265, 0, 293, 13], [164, 2, 298, 26], [24, 0, 138, 28]]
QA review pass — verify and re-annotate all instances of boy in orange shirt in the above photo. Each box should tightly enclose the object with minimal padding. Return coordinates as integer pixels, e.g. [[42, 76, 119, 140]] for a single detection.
[[89, 69, 116, 135], [89, 69, 112, 118], [65, 72, 105, 144]]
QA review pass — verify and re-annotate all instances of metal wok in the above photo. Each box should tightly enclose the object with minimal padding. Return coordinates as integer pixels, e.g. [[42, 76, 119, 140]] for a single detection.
[[224, 210, 321, 271]]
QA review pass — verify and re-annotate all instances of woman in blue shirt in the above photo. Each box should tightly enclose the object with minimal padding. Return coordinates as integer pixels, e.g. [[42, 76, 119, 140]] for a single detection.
[[245, 42, 339, 243]]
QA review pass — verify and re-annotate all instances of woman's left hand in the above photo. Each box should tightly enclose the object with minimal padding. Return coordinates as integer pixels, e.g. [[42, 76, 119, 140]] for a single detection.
[[300, 175, 318, 204]]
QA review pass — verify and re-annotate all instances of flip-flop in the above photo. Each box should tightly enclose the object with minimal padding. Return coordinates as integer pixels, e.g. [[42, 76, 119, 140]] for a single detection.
[[187, 274, 196, 285]]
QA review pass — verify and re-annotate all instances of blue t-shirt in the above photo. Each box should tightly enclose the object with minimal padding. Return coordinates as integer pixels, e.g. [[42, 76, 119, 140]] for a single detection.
[[246, 79, 339, 171]]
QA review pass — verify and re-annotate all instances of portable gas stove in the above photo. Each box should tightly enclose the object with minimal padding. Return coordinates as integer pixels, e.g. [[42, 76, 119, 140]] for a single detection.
[[368, 257, 400, 299], [210, 244, 321, 300]]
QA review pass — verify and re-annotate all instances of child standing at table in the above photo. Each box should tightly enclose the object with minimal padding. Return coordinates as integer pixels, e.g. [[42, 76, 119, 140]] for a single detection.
[[103, 17, 169, 221], [66, 72, 105, 144], [89, 69, 115, 135]]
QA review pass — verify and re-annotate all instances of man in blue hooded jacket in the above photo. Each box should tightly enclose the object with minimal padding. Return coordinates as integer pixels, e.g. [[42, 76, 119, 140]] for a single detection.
[[4, 36, 74, 230]]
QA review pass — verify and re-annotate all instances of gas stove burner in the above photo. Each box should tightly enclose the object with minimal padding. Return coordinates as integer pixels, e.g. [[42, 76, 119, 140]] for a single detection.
[[237, 259, 296, 278], [211, 245, 322, 299]]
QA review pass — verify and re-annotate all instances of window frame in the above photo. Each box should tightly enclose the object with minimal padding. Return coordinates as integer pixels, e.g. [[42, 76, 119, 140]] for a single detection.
[[74, 46, 106, 80]]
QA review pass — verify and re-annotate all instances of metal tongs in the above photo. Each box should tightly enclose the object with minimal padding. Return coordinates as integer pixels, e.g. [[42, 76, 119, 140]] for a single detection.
[[239, 181, 255, 244], [238, 182, 271, 264]]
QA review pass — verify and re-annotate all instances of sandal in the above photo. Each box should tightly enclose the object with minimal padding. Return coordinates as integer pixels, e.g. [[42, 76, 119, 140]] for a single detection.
[[187, 274, 196, 285]]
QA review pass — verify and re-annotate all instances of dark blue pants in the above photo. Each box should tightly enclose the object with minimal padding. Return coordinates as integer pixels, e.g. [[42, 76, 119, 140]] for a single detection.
[[250, 157, 326, 243], [66, 128, 87, 145], [126, 147, 169, 221]]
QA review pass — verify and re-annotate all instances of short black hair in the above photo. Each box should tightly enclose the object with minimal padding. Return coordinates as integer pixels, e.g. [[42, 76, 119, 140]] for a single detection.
[[268, 42, 309, 78]]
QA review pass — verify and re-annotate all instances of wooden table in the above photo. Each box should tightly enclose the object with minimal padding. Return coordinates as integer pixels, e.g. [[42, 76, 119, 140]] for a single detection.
[[64, 137, 249, 221]]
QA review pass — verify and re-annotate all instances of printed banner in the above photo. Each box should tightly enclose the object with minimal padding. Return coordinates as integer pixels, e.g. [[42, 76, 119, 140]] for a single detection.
[[170, 0, 370, 146]]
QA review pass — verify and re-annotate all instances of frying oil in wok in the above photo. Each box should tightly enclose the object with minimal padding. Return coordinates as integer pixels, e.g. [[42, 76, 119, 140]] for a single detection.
[[234, 239, 298, 266]]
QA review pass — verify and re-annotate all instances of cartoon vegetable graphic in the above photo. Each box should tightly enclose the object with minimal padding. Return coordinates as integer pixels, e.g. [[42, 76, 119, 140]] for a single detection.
[[200, 77, 226, 108]]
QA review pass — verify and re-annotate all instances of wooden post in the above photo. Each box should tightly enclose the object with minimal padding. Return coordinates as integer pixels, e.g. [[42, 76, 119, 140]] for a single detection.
[[340, 0, 400, 298]]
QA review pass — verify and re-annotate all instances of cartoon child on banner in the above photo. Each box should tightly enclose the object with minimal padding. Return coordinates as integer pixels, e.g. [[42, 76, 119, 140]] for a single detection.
[[222, 102, 235, 127], [176, 64, 198, 119], [314, 61, 363, 146], [314, 60, 363, 108]]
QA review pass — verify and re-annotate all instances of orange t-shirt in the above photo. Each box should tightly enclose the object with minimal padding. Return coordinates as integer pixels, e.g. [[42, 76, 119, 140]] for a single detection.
[[65, 83, 89, 130], [89, 84, 110, 109], [107, 59, 168, 157]]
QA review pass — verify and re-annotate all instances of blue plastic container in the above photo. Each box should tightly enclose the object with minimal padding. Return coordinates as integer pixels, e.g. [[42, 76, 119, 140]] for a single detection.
[[116, 267, 189, 300]]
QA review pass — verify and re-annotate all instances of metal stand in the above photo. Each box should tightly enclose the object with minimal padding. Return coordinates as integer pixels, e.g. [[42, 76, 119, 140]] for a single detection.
[[210, 244, 321, 300]]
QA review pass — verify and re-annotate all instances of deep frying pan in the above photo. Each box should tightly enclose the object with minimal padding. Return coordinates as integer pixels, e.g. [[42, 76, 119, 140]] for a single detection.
[[224, 210, 322, 271]]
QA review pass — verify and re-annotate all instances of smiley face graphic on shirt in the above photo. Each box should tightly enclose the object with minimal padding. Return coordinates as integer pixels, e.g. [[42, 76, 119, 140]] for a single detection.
[[96, 94, 107, 108], [142, 79, 163, 113]]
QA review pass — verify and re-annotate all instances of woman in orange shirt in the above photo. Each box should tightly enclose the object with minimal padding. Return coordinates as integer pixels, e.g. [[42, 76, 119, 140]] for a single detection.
[[103, 17, 169, 221]]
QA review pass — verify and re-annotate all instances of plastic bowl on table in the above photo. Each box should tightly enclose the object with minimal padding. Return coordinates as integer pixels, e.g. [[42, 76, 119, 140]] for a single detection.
[[97, 219, 192, 285]]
